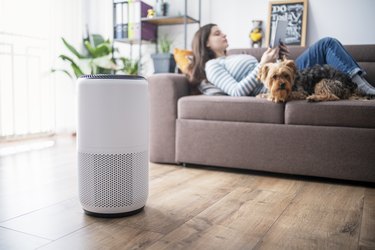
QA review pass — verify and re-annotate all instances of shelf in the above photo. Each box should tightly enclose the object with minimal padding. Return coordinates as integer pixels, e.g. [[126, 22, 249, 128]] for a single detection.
[[141, 16, 199, 25], [113, 0, 201, 73], [114, 38, 155, 44]]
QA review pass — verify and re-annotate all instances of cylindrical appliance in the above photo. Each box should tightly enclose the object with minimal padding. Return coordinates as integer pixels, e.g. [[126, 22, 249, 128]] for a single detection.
[[77, 75, 148, 217]]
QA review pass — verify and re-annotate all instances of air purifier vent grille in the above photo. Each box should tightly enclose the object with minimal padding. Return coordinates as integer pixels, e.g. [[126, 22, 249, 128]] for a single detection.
[[79, 74, 145, 80], [78, 151, 148, 208]]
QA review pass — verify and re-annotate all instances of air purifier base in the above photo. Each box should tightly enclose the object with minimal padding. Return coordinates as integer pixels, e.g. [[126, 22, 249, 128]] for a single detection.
[[83, 206, 144, 218]]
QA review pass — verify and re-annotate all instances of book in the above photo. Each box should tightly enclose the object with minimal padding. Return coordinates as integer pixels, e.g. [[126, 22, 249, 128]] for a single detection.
[[128, 0, 156, 41], [114, 2, 128, 39], [270, 19, 288, 48]]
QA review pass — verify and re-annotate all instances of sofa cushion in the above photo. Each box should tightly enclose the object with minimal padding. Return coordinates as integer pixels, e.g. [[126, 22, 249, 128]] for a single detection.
[[285, 100, 375, 128], [178, 95, 285, 124]]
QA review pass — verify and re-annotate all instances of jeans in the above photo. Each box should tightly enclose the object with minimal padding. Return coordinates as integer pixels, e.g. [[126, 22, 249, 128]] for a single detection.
[[295, 37, 364, 78]]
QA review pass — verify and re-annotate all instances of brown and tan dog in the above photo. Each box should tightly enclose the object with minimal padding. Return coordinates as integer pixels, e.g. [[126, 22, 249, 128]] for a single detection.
[[257, 59, 297, 102], [257, 59, 358, 103]]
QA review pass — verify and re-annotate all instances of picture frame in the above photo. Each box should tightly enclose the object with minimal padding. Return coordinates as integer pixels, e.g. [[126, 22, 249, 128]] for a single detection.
[[265, 0, 308, 47]]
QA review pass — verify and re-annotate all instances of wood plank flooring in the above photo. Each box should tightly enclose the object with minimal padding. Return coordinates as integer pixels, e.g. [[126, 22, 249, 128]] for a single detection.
[[0, 136, 374, 250]]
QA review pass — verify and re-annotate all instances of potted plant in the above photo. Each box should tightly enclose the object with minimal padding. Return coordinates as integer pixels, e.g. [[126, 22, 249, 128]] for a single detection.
[[151, 35, 176, 73], [51, 33, 139, 137], [52, 33, 138, 79]]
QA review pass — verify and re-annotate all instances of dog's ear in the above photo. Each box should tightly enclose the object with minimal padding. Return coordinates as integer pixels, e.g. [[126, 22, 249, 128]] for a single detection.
[[257, 63, 271, 82], [284, 60, 297, 75]]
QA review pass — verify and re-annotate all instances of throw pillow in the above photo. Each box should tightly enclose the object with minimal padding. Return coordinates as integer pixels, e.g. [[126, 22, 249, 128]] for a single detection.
[[173, 48, 193, 74]]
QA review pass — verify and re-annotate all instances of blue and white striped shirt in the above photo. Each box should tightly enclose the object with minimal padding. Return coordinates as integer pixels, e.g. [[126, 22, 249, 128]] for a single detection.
[[205, 54, 267, 96]]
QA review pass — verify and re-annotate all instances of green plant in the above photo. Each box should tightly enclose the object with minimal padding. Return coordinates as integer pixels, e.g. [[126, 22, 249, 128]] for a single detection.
[[120, 58, 139, 75], [52, 33, 138, 78], [158, 35, 173, 53]]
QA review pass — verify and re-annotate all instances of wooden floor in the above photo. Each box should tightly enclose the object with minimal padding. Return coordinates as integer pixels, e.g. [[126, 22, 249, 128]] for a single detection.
[[0, 137, 374, 250]]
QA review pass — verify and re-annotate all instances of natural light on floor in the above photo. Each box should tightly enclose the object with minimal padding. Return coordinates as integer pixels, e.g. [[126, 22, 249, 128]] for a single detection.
[[0, 140, 55, 157]]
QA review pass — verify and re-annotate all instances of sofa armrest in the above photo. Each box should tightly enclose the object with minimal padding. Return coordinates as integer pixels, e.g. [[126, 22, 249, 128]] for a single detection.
[[148, 73, 190, 163]]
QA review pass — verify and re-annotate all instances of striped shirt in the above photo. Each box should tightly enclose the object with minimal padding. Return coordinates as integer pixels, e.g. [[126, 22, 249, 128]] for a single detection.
[[204, 54, 267, 96]]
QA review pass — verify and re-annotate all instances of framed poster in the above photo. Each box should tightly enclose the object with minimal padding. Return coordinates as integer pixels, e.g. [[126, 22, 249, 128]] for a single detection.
[[266, 0, 308, 47]]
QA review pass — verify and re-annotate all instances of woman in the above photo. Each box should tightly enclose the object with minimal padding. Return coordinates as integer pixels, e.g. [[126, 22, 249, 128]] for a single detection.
[[186, 23, 375, 96]]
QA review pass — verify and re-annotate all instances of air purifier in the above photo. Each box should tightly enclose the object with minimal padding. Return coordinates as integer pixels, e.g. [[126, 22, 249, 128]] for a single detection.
[[77, 75, 148, 217]]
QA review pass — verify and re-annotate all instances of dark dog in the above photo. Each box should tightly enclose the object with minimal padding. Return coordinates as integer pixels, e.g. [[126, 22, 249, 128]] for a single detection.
[[294, 64, 357, 102]]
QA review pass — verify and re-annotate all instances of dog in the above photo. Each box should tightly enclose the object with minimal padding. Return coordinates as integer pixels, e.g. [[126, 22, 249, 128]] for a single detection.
[[257, 59, 358, 102]]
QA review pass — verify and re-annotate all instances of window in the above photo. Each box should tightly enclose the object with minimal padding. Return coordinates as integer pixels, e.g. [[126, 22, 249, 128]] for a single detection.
[[0, 0, 83, 139]]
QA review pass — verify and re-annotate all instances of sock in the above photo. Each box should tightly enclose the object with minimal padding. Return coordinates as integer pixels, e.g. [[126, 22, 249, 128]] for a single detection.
[[352, 74, 375, 95]]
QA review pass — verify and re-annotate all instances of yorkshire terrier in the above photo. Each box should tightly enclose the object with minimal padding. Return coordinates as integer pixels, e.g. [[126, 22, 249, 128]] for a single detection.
[[257, 59, 358, 103]]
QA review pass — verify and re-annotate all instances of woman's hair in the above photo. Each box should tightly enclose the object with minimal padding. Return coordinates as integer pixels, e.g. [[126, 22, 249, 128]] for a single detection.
[[186, 23, 218, 93]]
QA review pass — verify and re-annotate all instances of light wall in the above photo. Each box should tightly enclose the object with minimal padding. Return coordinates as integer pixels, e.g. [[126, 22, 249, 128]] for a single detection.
[[209, 0, 375, 49], [305, 0, 375, 45], [86, 0, 375, 54]]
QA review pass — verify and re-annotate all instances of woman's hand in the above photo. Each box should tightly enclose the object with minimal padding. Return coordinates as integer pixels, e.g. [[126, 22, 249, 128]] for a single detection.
[[260, 47, 279, 65], [279, 42, 290, 58]]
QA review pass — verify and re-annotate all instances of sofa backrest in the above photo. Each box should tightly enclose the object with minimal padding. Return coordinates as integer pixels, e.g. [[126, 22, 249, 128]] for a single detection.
[[227, 44, 375, 85]]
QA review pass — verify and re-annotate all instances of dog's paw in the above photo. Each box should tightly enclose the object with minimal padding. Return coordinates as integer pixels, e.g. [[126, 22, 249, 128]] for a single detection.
[[256, 93, 269, 99], [272, 96, 288, 103], [307, 94, 340, 102], [306, 95, 318, 102]]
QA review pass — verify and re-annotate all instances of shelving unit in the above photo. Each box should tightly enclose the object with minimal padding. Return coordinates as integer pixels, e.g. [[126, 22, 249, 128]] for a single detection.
[[141, 16, 199, 25], [113, 0, 201, 73], [141, 0, 201, 49]]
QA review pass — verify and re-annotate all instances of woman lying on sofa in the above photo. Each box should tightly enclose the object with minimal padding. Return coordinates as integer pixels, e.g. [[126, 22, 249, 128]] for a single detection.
[[186, 23, 375, 97]]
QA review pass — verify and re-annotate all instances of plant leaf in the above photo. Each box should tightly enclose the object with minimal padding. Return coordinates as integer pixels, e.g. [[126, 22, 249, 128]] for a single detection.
[[71, 64, 84, 78], [84, 40, 96, 57], [61, 38, 86, 59], [59, 55, 77, 65], [55, 35, 129, 78], [97, 67, 113, 75], [93, 43, 112, 57], [158, 35, 172, 53], [93, 55, 117, 69], [58, 55, 84, 77], [51, 68, 73, 79], [91, 34, 105, 47], [120, 57, 139, 75]]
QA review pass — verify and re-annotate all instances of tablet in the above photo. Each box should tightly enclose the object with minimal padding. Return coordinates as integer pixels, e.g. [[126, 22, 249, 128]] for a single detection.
[[270, 19, 288, 48]]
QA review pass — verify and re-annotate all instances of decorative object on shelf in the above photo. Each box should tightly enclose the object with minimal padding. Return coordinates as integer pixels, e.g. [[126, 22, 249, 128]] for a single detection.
[[51, 33, 138, 79], [129, 0, 156, 41], [151, 35, 176, 73], [147, 8, 156, 18], [155, 0, 169, 16], [162, 0, 169, 16], [173, 48, 192, 74], [155, 0, 163, 16], [266, 0, 308, 47], [249, 20, 263, 48]]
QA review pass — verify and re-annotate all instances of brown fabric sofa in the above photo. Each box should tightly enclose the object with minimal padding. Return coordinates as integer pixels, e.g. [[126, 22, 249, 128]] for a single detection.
[[148, 45, 375, 183]]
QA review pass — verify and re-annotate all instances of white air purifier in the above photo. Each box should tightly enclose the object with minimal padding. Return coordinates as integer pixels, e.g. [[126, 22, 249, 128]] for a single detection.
[[77, 75, 148, 217]]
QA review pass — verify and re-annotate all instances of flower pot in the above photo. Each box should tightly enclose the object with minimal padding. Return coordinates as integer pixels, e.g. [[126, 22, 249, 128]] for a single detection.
[[151, 53, 176, 73]]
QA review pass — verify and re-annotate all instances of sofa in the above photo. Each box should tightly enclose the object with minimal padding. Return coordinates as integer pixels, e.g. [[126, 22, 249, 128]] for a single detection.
[[148, 45, 375, 183]]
